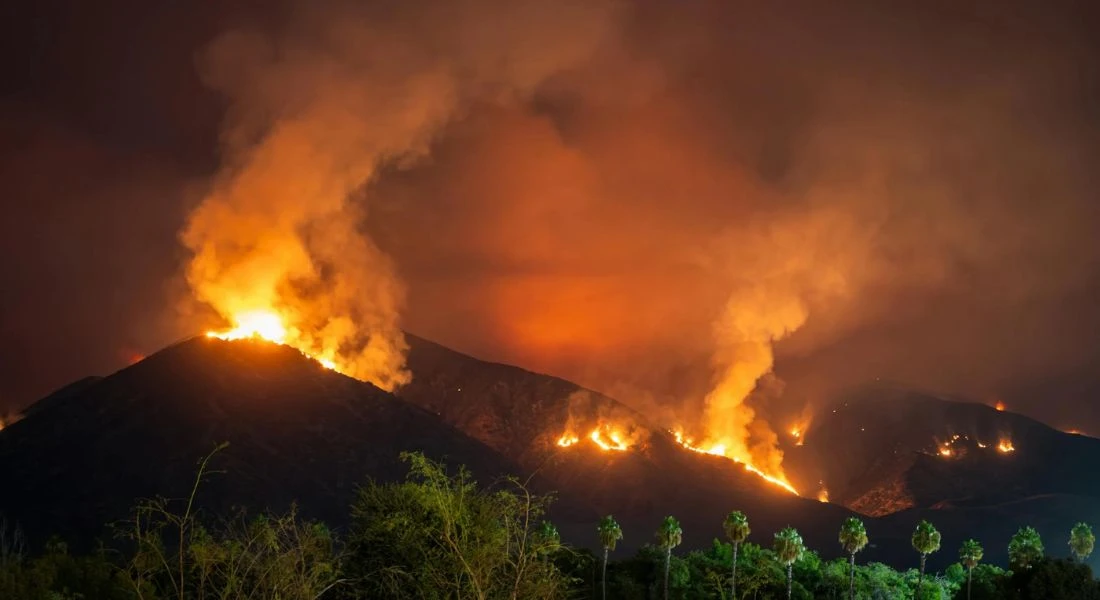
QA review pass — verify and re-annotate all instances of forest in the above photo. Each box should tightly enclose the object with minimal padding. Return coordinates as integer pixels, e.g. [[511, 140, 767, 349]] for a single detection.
[[2, 449, 1097, 600]]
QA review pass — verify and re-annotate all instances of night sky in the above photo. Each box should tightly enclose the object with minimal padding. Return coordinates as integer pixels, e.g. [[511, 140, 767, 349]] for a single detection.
[[2, 0, 1099, 433]]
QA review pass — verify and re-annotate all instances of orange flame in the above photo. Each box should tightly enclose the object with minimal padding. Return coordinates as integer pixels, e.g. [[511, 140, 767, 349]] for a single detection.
[[997, 439, 1015, 453], [555, 422, 639, 452], [817, 488, 830, 503], [671, 429, 799, 495], [206, 309, 338, 372], [938, 445, 953, 457], [995, 401, 1006, 411]]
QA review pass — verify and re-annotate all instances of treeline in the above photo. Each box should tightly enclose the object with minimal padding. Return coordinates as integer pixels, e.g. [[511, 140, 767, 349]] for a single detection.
[[2, 449, 1098, 599]]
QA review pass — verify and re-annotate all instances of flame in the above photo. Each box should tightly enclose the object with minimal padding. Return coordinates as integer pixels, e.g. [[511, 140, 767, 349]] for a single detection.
[[977, 441, 987, 448], [206, 309, 337, 372], [817, 488, 830, 503], [556, 433, 580, 448], [555, 422, 639, 452], [997, 439, 1015, 453], [671, 429, 799, 495], [995, 401, 1006, 411], [938, 445, 953, 457]]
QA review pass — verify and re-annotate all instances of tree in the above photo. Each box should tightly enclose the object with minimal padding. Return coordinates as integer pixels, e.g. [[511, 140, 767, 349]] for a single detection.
[[959, 539, 984, 600], [839, 517, 868, 600], [773, 526, 805, 600], [1008, 526, 1044, 572], [346, 452, 566, 600], [911, 520, 941, 599], [655, 516, 683, 600], [1070, 523, 1095, 563], [723, 510, 751, 599], [597, 515, 623, 600]]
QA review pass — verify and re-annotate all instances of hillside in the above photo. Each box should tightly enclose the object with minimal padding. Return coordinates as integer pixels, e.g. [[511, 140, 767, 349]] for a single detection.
[[0, 335, 854, 557]]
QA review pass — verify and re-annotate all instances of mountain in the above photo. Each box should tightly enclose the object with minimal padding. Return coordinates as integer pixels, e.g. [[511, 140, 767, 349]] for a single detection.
[[8, 336, 1096, 570], [0, 337, 519, 546], [786, 384, 1100, 568], [0, 334, 853, 559]]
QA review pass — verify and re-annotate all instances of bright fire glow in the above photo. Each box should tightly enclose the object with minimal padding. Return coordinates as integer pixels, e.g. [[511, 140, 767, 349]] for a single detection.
[[556, 434, 580, 448], [817, 488, 830, 503], [206, 310, 337, 372], [995, 401, 1006, 411], [206, 309, 288, 343], [997, 439, 1015, 453], [555, 423, 639, 452], [938, 445, 953, 457], [671, 430, 799, 495]]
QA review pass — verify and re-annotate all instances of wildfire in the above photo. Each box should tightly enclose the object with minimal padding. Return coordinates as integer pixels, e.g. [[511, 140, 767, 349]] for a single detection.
[[995, 401, 1006, 411], [556, 433, 580, 448], [206, 309, 338, 372], [997, 439, 1015, 453], [555, 423, 639, 452], [938, 445, 953, 457], [817, 488, 830, 503], [671, 430, 799, 495]]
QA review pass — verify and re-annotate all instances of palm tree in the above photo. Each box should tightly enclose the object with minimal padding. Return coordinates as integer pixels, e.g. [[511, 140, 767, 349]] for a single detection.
[[1008, 526, 1044, 571], [655, 516, 683, 600], [839, 517, 868, 600], [1070, 522, 1095, 563], [597, 515, 623, 600], [723, 510, 750, 599], [773, 526, 805, 600], [958, 539, 983, 600], [911, 520, 941, 600]]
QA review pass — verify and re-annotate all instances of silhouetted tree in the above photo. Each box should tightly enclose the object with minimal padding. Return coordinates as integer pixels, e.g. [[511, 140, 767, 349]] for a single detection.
[[773, 526, 805, 600], [911, 520, 941, 599], [959, 539, 984, 600], [655, 516, 682, 600], [723, 510, 751, 599], [597, 515, 622, 600], [1009, 526, 1044, 572], [839, 517, 868, 600]]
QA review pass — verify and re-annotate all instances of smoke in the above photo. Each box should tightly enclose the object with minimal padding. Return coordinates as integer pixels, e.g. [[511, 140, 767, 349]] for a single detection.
[[180, 0, 621, 390]]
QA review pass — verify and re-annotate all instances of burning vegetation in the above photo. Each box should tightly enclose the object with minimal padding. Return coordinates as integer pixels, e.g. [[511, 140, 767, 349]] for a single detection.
[[931, 433, 1016, 458]]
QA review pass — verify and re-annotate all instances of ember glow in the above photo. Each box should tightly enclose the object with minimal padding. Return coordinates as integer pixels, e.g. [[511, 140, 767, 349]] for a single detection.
[[555, 423, 640, 452], [206, 310, 338, 372], [997, 439, 1016, 453], [817, 488, 830, 503], [938, 445, 953, 457], [671, 429, 799, 495], [995, 401, 1006, 411]]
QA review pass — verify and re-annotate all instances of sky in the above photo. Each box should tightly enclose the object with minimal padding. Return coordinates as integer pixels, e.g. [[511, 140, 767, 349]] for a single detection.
[[1, 0, 1099, 434]]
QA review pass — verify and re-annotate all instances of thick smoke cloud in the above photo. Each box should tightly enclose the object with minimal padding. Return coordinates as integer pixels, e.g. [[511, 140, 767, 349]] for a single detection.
[[181, 0, 621, 389], [2, 0, 1099, 442]]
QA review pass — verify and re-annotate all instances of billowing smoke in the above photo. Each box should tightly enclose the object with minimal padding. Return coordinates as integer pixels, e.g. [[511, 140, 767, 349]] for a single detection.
[[180, 0, 620, 390]]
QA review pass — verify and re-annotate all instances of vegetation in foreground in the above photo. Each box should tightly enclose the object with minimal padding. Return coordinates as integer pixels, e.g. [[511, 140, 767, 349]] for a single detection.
[[1, 449, 1098, 599]]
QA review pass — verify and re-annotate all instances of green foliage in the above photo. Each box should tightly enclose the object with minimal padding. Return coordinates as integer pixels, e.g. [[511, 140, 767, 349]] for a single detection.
[[839, 518, 869, 556], [774, 527, 805, 566], [598, 515, 623, 552], [344, 451, 568, 600], [1000, 558, 1100, 599], [959, 539, 983, 570], [656, 516, 683, 552], [0, 540, 130, 600], [1008, 526, 1044, 571], [1070, 523, 1095, 563], [723, 511, 750, 545], [912, 520, 942, 557]]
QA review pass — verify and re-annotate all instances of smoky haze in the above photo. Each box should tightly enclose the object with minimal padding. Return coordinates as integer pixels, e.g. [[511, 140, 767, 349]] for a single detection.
[[1, 0, 1099, 438]]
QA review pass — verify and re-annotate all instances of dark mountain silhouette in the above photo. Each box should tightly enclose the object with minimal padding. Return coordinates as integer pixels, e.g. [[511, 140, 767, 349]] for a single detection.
[[4, 338, 1098, 570], [785, 384, 1100, 569], [0, 335, 853, 559], [0, 337, 519, 546]]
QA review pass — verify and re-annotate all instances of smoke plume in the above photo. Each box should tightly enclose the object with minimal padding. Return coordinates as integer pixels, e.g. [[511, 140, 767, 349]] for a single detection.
[[180, 0, 620, 390]]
